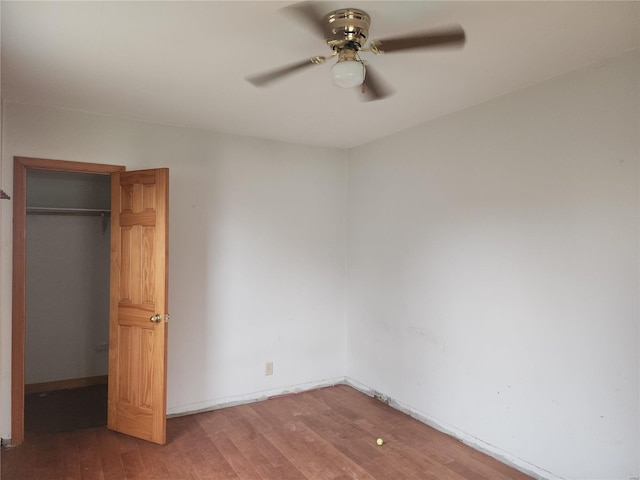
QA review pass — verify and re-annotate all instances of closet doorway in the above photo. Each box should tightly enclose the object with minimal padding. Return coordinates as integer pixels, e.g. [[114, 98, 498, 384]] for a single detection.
[[12, 157, 125, 445]]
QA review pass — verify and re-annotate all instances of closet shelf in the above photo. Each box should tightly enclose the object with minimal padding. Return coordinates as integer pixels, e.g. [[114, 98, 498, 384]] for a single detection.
[[26, 207, 111, 216]]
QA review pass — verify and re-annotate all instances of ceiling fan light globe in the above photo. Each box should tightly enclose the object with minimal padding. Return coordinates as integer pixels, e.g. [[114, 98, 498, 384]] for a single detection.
[[331, 60, 365, 88]]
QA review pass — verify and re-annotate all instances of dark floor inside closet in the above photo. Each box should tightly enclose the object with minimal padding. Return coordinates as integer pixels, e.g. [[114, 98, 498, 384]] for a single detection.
[[24, 384, 107, 435]]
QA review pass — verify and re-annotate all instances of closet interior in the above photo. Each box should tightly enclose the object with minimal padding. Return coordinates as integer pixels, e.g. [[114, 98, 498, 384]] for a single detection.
[[24, 170, 111, 434]]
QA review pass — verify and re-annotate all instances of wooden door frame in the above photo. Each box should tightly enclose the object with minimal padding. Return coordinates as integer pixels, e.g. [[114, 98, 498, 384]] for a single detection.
[[11, 157, 125, 445]]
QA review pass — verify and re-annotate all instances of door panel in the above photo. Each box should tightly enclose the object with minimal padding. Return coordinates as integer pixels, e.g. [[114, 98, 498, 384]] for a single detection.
[[108, 168, 168, 445]]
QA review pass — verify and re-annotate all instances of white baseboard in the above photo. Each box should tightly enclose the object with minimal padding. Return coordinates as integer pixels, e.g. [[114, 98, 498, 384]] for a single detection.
[[343, 377, 563, 480], [166, 376, 346, 418]]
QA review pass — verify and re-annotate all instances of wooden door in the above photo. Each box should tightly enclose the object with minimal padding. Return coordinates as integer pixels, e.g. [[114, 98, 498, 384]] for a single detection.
[[108, 168, 169, 444]]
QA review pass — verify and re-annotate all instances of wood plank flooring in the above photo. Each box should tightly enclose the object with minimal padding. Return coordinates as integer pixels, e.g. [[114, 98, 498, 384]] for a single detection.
[[1, 385, 533, 480]]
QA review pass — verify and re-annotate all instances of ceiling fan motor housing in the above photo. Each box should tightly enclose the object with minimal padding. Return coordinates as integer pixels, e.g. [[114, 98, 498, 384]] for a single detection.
[[324, 9, 371, 52]]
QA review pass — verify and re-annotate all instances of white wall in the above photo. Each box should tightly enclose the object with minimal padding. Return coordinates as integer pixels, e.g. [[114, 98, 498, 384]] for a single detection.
[[25, 171, 111, 384], [26, 214, 110, 383], [347, 49, 639, 480], [0, 103, 348, 435]]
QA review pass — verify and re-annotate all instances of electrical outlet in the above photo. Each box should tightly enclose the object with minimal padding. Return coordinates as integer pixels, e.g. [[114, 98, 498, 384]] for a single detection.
[[265, 361, 274, 376]]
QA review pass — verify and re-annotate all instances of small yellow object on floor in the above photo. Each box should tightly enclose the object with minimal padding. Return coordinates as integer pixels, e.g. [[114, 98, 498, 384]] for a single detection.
[[376, 438, 384, 446]]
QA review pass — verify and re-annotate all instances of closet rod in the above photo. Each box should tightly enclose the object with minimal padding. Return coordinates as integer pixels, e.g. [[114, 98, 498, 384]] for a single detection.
[[26, 207, 111, 216]]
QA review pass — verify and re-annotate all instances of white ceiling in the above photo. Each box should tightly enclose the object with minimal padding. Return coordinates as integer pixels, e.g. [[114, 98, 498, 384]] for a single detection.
[[2, 1, 639, 149]]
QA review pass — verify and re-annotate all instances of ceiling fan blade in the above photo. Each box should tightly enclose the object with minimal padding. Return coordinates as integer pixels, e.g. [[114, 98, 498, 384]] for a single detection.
[[246, 57, 326, 87], [361, 65, 394, 102], [281, 1, 327, 39], [371, 25, 465, 54]]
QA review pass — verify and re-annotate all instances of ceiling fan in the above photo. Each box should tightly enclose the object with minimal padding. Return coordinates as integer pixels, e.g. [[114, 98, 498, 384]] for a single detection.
[[246, 2, 466, 101]]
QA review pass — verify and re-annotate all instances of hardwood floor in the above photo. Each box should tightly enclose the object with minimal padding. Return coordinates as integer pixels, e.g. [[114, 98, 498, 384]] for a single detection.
[[1, 385, 533, 480]]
